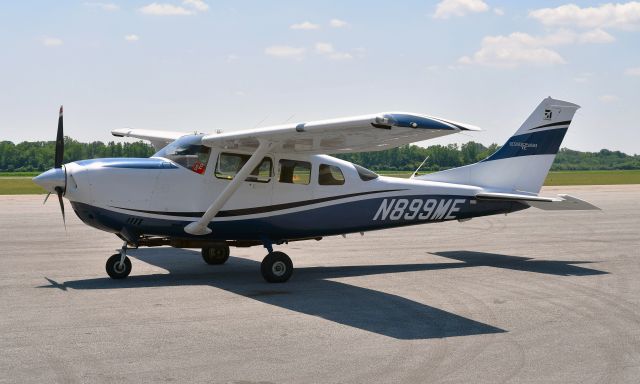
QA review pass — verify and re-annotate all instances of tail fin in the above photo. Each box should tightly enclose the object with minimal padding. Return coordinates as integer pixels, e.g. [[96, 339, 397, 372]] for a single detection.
[[417, 97, 580, 194]]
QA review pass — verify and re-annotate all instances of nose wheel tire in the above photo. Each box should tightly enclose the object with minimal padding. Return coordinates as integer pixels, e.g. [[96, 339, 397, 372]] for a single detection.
[[261, 251, 293, 283], [106, 254, 132, 279], [202, 245, 230, 265]]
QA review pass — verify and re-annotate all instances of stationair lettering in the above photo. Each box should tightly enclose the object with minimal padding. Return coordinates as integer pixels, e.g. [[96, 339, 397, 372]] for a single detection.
[[373, 198, 466, 221]]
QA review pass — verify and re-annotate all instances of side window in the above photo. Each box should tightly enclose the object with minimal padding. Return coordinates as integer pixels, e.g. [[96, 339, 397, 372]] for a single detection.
[[318, 164, 345, 186], [354, 164, 379, 181], [215, 153, 272, 183], [279, 159, 311, 185]]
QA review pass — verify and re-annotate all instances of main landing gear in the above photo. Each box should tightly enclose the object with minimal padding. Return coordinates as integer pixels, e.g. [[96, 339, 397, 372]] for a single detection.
[[201, 243, 292, 282], [201, 244, 230, 265], [261, 251, 293, 283], [106, 242, 132, 279]]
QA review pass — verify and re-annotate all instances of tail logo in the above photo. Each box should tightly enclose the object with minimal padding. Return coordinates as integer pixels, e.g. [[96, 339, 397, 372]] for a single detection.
[[509, 141, 538, 150], [544, 109, 552, 120]]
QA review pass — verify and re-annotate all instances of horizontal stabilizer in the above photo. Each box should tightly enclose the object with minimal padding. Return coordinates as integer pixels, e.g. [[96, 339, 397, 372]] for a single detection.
[[475, 192, 561, 203], [476, 192, 600, 210], [527, 194, 600, 211]]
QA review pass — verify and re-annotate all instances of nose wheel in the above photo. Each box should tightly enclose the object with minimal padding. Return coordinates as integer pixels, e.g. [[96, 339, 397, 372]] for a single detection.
[[106, 253, 132, 279], [106, 241, 132, 279], [261, 251, 293, 283]]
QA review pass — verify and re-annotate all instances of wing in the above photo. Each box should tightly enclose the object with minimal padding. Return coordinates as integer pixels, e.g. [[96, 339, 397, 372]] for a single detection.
[[111, 128, 189, 150], [201, 112, 480, 154]]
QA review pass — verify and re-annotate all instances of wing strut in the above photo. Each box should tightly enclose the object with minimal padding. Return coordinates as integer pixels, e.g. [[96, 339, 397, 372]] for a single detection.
[[184, 139, 275, 236]]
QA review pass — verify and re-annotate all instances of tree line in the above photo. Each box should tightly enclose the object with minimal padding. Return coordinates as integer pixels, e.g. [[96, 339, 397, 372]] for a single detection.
[[0, 137, 638, 172], [0, 138, 155, 172], [336, 143, 640, 171]]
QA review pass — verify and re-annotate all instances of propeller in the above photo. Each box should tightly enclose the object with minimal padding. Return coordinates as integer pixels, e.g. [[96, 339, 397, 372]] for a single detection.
[[55, 106, 64, 168], [41, 106, 66, 229], [56, 186, 66, 230]]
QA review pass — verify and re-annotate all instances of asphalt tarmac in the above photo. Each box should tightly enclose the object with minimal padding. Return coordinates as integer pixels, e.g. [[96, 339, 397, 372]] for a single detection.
[[1, 185, 639, 383]]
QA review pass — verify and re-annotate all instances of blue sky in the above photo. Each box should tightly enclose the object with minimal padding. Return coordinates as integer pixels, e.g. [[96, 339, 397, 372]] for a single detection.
[[1, 0, 639, 154]]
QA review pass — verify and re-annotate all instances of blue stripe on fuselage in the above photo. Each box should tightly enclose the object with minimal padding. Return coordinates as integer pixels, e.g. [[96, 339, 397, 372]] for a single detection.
[[482, 128, 567, 162], [70, 195, 529, 242], [74, 158, 178, 169]]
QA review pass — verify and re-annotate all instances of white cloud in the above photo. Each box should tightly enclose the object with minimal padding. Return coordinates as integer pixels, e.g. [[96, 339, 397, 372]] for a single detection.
[[226, 54, 239, 63], [459, 29, 615, 68], [265, 45, 306, 60], [578, 28, 616, 43], [529, 2, 640, 30], [433, 0, 489, 19], [42, 37, 63, 47], [329, 18, 349, 28], [182, 0, 208, 11], [140, 3, 193, 16], [83, 2, 119, 11], [458, 32, 565, 68], [290, 21, 320, 30], [599, 94, 620, 103], [493, 8, 505, 16], [124, 34, 139, 42], [625, 66, 640, 76], [314, 42, 353, 60]]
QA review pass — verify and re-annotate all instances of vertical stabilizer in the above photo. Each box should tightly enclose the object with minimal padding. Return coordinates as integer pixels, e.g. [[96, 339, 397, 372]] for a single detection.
[[416, 97, 580, 194]]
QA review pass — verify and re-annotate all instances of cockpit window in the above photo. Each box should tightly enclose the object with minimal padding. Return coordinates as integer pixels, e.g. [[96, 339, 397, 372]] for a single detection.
[[354, 164, 378, 181], [215, 153, 272, 183], [153, 136, 211, 174], [318, 164, 345, 185]]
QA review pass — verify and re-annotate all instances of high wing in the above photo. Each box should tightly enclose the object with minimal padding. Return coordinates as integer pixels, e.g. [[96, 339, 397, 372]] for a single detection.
[[201, 112, 480, 154], [111, 128, 189, 150]]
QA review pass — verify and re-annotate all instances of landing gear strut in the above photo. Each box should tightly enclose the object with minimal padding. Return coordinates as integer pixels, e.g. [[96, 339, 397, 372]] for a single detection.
[[106, 241, 132, 279], [201, 244, 230, 265], [261, 251, 293, 283]]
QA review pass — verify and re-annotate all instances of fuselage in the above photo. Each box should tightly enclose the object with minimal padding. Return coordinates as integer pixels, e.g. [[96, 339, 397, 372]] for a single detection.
[[53, 134, 527, 243]]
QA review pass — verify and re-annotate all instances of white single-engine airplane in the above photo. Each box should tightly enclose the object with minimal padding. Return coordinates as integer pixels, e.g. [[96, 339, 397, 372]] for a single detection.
[[34, 98, 598, 283]]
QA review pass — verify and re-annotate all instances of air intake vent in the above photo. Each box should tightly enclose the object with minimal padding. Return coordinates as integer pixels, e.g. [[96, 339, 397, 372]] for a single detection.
[[126, 217, 143, 226]]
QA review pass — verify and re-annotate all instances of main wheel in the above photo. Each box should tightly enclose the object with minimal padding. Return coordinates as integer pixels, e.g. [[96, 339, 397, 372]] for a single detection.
[[202, 245, 230, 265], [261, 251, 293, 283], [106, 254, 132, 279]]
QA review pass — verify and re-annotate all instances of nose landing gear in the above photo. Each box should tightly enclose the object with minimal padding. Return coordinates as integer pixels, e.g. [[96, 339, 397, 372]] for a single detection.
[[106, 242, 132, 279]]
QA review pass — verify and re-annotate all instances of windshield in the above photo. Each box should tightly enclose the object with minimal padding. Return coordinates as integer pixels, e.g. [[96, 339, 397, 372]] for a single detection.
[[153, 135, 211, 174]]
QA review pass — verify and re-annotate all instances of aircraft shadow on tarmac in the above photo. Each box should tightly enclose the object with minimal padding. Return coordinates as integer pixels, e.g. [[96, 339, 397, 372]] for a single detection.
[[39, 249, 606, 340]]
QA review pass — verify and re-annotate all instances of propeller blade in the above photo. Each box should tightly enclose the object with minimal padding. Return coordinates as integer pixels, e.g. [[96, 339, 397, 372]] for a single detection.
[[43, 192, 51, 205], [55, 187, 66, 231], [54, 106, 64, 169]]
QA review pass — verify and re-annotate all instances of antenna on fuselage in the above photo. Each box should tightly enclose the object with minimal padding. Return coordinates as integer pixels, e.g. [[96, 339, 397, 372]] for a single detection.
[[253, 114, 271, 128], [282, 113, 296, 124], [409, 156, 430, 179]]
